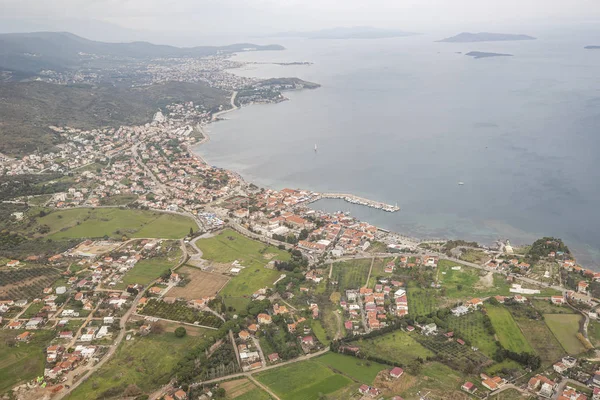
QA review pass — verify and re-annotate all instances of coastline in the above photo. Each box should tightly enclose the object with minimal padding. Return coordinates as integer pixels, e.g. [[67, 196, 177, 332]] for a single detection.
[[192, 90, 400, 213]]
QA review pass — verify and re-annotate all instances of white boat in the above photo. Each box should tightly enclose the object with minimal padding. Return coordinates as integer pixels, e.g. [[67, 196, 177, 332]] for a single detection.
[[314, 143, 318, 152], [458, 181, 464, 186]]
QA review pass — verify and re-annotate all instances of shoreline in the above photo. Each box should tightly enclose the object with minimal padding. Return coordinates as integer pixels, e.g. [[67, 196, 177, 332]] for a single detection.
[[192, 91, 400, 213]]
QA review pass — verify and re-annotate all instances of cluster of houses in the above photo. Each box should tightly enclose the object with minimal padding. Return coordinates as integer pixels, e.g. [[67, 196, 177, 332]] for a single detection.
[[44, 344, 98, 381]]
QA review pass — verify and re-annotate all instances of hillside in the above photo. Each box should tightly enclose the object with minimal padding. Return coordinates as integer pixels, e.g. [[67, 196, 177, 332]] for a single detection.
[[0, 32, 284, 76], [0, 81, 228, 155], [438, 32, 536, 42]]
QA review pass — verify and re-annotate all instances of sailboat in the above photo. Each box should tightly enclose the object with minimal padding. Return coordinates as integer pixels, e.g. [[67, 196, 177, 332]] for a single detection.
[[314, 143, 318, 152]]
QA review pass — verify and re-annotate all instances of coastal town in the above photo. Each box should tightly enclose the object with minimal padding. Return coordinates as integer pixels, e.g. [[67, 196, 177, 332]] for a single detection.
[[2, 44, 600, 400]]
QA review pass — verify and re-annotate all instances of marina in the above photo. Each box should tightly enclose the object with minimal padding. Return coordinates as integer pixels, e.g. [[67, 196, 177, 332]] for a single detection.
[[308, 192, 400, 212]]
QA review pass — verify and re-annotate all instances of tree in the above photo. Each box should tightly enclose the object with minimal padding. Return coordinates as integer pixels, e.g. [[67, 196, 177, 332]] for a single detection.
[[189, 227, 194, 236], [175, 327, 187, 338]]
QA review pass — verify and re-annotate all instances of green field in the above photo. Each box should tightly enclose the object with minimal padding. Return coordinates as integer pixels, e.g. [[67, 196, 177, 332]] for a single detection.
[[199, 229, 290, 311], [314, 352, 387, 385], [544, 314, 585, 355], [487, 304, 534, 353], [356, 330, 434, 364], [197, 229, 290, 268], [68, 329, 217, 400], [532, 299, 575, 314], [446, 311, 500, 357], [330, 259, 371, 292], [397, 361, 468, 400], [588, 321, 600, 348], [311, 320, 330, 346], [407, 284, 439, 317], [0, 330, 54, 394], [21, 301, 44, 318], [225, 379, 270, 400], [437, 260, 511, 299], [31, 208, 196, 240], [490, 388, 535, 400], [116, 245, 182, 288], [255, 359, 352, 400], [366, 257, 394, 287]]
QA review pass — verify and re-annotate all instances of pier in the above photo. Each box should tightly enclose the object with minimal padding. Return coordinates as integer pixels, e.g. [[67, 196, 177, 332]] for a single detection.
[[308, 193, 400, 212]]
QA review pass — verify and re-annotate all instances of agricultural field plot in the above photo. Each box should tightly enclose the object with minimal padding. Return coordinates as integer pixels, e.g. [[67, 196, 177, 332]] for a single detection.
[[355, 330, 434, 364], [588, 321, 600, 348], [21, 301, 44, 318], [416, 335, 490, 371], [197, 229, 290, 311], [458, 249, 489, 264], [486, 304, 534, 353], [532, 299, 575, 314], [407, 285, 439, 317], [391, 361, 470, 400], [446, 311, 500, 358], [115, 244, 182, 289], [29, 208, 196, 240], [311, 319, 331, 345], [0, 265, 62, 300], [0, 330, 55, 394], [219, 266, 283, 312], [222, 379, 270, 400], [490, 388, 535, 400], [166, 266, 229, 300], [314, 352, 387, 385], [437, 260, 510, 299], [544, 314, 585, 355], [139, 299, 222, 328], [330, 259, 372, 292], [255, 359, 352, 400], [196, 229, 290, 269], [68, 329, 217, 400], [366, 257, 395, 287]]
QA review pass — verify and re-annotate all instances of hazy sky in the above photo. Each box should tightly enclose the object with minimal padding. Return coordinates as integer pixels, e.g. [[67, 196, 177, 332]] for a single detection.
[[2, 0, 600, 44]]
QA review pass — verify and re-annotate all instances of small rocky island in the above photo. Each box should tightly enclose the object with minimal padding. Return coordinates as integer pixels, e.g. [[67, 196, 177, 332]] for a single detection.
[[466, 51, 513, 59], [584, 45, 600, 49], [439, 32, 536, 42]]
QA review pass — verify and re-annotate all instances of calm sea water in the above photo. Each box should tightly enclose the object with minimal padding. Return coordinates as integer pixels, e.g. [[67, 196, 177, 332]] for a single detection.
[[194, 30, 600, 267]]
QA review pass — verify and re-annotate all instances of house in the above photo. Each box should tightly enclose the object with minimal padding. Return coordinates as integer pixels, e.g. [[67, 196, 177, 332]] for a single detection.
[[390, 367, 404, 379], [514, 295, 527, 303], [268, 353, 280, 362], [482, 378, 499, 391], [466, 298, 483, 309], [551, 296, 566, 305], [592, 372, 600, 388], [7, 321, 23, 329], [562, 357, 577, 368], [248, 324, 258, 333], [344, 321, 353, 331], [103, 316, 115, 324], [239, 330, 250, 341], [174, 390, 187, 400], [422, 323, 437, 336], [17, 331, 32, 342], [553, 362, 568, 374], [451, 305, 469, 317], [578, 281, 589, 294], [539, 382, 554, 398], [302, 336, 314, 346], [494, 295, 506, 303], [258, 313, 272, 324], [59, 331, 73, 339], [6, 260, 20, 267], [461, 382, 477, 393]]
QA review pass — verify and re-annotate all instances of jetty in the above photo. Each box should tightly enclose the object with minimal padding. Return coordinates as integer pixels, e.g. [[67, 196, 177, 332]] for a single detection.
[[308, 193, 399, 212]]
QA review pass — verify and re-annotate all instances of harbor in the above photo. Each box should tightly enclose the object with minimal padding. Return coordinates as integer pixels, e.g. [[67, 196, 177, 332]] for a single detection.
[[308, 192, 400, 212]]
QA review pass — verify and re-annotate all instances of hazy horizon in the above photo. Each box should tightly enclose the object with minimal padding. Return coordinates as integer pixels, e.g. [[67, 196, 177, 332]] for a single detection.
[[1, 0, 600, 46]]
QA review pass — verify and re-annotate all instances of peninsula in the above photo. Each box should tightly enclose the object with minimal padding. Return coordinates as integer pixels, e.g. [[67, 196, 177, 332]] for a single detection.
[[466, 51, 513, 59], [438, 32, 536, 42]]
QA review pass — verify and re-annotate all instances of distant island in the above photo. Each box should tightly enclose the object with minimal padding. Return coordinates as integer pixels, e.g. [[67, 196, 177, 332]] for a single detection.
[[271, 26, 417, 40], [584, 45, 600, 49], [248, 61, 313, 66], [438, 32, 536, 43], [466, 51, 513, 59]]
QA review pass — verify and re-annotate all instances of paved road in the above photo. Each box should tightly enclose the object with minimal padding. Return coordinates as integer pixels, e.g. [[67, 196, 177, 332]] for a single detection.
[[56, 289, 146, 399]]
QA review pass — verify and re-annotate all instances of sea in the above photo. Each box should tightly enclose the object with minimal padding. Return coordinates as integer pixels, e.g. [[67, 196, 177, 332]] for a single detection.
[[193, 28, 600, 267]]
